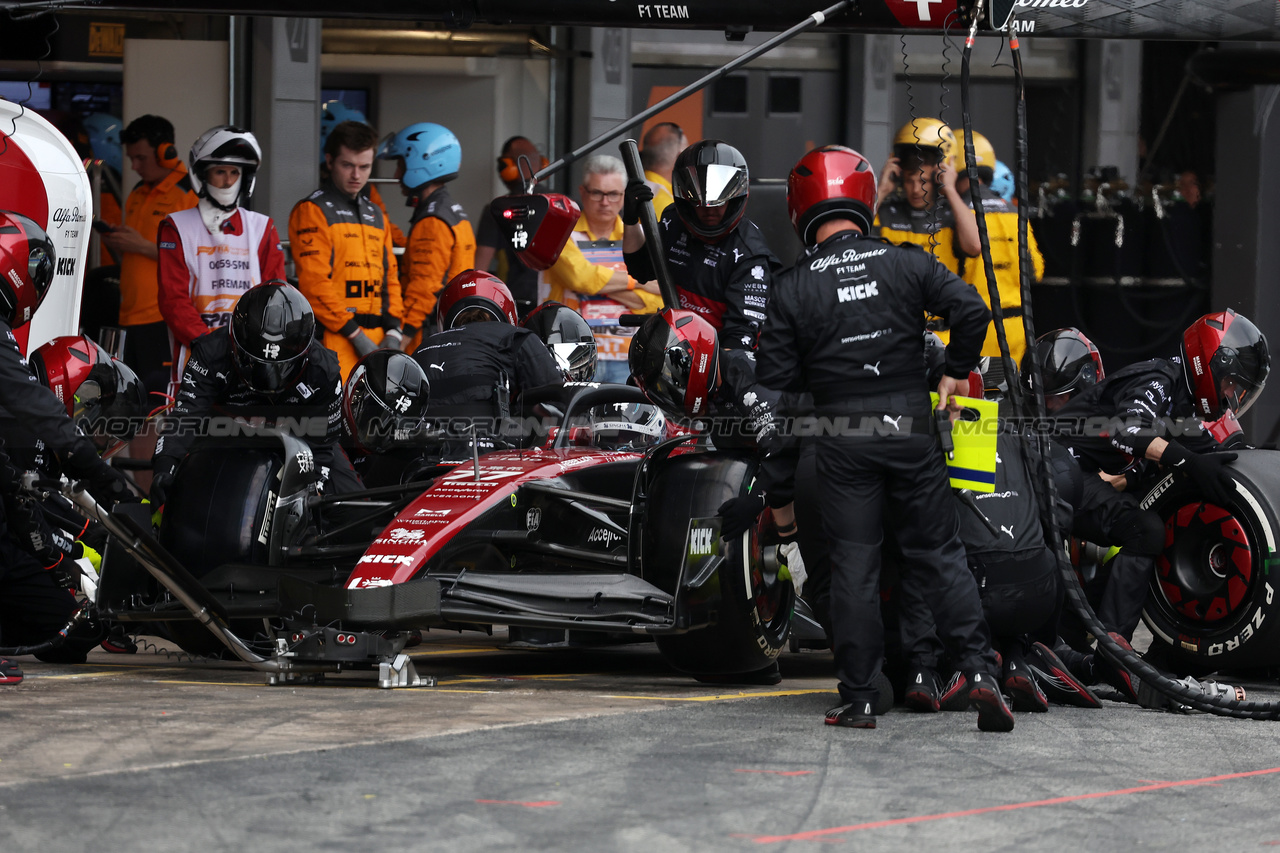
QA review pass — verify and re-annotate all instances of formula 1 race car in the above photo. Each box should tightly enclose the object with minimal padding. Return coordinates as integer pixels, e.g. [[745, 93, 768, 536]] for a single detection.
[[86, 383, 795, 685]]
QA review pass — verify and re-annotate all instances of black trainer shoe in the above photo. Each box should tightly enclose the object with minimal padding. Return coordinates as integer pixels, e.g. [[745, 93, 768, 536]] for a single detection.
[[0, 657, 22, 684], [1003, 651, 1049, 713], [1028, 642, 1102, 709], [1053, 642, 1097, 685], [904, 665, 941, 713], [939, 671, 971, 711], [101, 626, 138, 655], [825, 700, 876, 729], [969, 672, 1016, 732], [1096, 633, 1141, 704]]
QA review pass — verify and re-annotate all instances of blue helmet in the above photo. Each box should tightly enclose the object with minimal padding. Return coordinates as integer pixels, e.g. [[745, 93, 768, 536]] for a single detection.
[[377, 123, 461, 191], [82, 113, 122, 174], [991, 160, 1015, 202], [319, 100, 369, 165]]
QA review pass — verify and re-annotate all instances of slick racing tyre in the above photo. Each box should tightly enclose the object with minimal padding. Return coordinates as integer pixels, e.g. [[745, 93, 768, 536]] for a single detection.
[[647, 452, 793, 675], [1141, 449, 1280, 673], [158, 446, 282, 657]]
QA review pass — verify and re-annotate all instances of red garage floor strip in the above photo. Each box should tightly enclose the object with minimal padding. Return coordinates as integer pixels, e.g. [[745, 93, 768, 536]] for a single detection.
[[751, 766, 1280, 843]]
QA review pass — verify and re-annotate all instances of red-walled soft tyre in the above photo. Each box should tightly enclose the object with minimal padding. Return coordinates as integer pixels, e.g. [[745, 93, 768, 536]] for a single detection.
[[1141, 449, 1280, 673]]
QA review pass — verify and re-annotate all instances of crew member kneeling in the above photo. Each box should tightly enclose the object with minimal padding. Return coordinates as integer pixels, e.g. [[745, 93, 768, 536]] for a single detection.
[[757, 145, 1012, 731], [151, 282, 361, 505]]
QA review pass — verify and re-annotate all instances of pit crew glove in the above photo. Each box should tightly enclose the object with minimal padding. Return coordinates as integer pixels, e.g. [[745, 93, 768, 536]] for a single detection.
[[349, 329, 378, 358], [74, 541, 102, 574], [63, 445, 139, 512], [622, 179, 654, 226], [718, 493, 766, 539], [380, 328, 405, 352], [150, 457, 178, 507], [1161, 442, 1238, 506]]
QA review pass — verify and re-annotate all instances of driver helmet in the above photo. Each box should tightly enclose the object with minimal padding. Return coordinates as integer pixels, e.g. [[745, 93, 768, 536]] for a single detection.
[[229, 282, 315, 394], [0, 210, 55, 326], [521, 301, 598, 383], [1182, 309, 1270, 418], [589, 402, 665, 451], [671, 140, 749, 243], [1022, 327, 1105, 404], [189, 125, 262, 211], [628, 309, 719, 417], [787, 144, 877, 245], [377, 122, 461, 192], [30, 335, 149, 443], [343, 350, 430, 453], [437, 270, 519, 329]]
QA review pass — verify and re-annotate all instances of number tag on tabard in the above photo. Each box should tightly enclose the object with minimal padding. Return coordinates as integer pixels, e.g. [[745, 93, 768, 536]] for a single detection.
[[930, 393, 998, 494]]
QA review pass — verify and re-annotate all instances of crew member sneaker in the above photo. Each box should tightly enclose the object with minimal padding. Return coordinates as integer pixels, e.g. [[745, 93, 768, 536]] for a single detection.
[[101, 627, 138, 655], [1003, 652, 1049, 713], [1096, 633, 1141, 704], [969, 672, 1016, 732], [939, 671, 971, 712], [1028, 642, 1102, 709], [825, 701, 876, 729], [904, 665, 942, 713], [0, 657, 23, 684]]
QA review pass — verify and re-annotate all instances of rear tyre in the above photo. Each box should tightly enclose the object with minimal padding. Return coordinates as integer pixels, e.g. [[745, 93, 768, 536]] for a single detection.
[[647, 452, 794, 675], [1141, 449, 1280, 673]]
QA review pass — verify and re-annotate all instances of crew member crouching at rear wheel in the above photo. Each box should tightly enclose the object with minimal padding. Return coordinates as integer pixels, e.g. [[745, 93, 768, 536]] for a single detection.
[[756, 145, 1012, 732]]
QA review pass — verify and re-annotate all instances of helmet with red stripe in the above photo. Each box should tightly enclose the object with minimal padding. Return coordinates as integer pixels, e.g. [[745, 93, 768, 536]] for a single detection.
[[1182, 309, 1270, 418], [0, 210, 55, 326], [437, 270, 519, 329], [787, 145, 878, 246], [1022, 327, 1105, 405], [628, 309, 719, 417]]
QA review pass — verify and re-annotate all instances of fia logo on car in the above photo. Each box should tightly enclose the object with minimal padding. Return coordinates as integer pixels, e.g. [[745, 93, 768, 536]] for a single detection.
[[526, 507, 541, 532]]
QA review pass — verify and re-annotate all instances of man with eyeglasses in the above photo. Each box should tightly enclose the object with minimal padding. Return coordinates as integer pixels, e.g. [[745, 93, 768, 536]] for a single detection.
[[546, 154, 663, 383]]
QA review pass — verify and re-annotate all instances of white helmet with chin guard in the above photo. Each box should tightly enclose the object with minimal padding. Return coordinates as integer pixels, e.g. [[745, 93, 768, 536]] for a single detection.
[[189, 125, 262, 211]]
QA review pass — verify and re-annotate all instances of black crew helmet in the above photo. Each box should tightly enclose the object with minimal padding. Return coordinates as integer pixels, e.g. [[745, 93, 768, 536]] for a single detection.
[[671, 140, 750, 243], [521, 301, 598, 383], [1022, 327, 1105, 400], [343, 350, 430, 453], [229, 282, 315, 394]]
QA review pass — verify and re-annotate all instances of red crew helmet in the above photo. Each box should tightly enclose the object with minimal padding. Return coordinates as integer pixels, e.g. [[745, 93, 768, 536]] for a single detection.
[[787, 145, 878, 246], [437, 270, 519, 329], [1182, 309, 1270, 418], [0, 210, 56, 326], [628, 309, 719, 417], [29, 335, 149, 441]]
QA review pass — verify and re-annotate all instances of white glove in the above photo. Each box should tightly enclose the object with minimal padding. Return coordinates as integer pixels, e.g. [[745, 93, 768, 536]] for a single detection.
[[780, 541, 806, 594]]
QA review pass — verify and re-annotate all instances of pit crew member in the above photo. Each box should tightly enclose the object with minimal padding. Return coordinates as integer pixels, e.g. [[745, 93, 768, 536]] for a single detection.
[[150, 282, 360, 506], [756, 145, 1011, 731], [378, 123, 475, 348], [622, 140, 780, 352], [290, 119, 405, 379], [873, 118, 979, 275]]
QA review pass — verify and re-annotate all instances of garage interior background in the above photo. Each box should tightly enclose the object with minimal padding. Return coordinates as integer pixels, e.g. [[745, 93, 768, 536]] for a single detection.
[[0, 11, 1276, 444]]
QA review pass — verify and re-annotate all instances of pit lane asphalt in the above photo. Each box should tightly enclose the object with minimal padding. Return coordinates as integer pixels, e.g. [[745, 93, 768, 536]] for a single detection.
[[3, 630, 1280, 853]]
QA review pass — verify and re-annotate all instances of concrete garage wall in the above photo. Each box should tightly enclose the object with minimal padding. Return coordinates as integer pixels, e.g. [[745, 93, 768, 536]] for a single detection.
[[374, 70, 497, 239], [122, 39, 228, 190]]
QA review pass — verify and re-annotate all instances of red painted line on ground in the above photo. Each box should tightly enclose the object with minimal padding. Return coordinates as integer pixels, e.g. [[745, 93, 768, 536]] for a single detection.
[[735, 769, 815, 777], [750, 766, 1280, 843], [1138, 779, 1221, 786], [475, 799, 560, 808]]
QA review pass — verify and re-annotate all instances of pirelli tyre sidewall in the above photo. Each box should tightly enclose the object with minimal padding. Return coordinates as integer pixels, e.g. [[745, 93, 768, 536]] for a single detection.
[[1140, 449, 1280, 672], [647, 451, 794, 675]]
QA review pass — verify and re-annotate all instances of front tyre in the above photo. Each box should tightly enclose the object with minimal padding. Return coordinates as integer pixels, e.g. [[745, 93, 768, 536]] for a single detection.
[[1141, 449, 1280, 672]]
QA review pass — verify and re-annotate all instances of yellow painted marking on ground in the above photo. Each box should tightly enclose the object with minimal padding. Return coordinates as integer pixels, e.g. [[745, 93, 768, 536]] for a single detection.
[[40, 670, 135, 680], [151, 679, 500, 695], [409, 647, 504, 657], [604, 688, 835, 703]]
